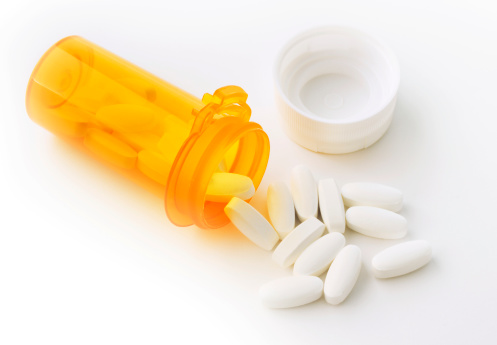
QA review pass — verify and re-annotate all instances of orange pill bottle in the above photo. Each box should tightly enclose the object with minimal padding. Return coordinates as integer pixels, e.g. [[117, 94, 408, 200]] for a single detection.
[[26, 36, 270, 229]]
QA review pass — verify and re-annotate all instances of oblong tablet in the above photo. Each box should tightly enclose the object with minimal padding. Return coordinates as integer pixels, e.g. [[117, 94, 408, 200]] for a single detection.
[[272, 217, 325, 267], [259, 276, 323, 309], [96, 104, 158, 133], [341, 182, 403, 212], [294, 232, 345, 276], [113, 131, 160, 151], [290, 165, 318, 221], [318, 178, 345, 233], [83, 128, 137, 169], [206, 173, 255, 203], [224, 197, 279, 250], [324, 245, 362, 305], [117, 77, 157, 102], [346, 206, 407, 239], [137, 149, 172, 185], [267, 182, 295, 239], [372, 240, 432, 278], [53, 103, 90, 138]]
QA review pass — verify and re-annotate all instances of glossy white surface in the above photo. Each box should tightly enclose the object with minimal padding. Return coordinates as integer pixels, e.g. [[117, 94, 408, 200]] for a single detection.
[[272, 217, 325, 267], [3, 1, 497, 344], [346, 206, 408, 239], [267, 181, 295, 239], [224, 198, 279, 251], [318, 178, 345, 233], [274, 27, 399, 154], [324, 245, 362, 305], [341, 182, 403, 212], [290, 165, 318, 222], [372, 240, 432, 278], [259, 276, 323, 309], [294, 232, 345, 276]]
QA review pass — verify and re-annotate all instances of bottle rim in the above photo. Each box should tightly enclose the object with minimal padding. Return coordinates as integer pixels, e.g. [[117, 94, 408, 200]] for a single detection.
[[164, 116, 270, 229]]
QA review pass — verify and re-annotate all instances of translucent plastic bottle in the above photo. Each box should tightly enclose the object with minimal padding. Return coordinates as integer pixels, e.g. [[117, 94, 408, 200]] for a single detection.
[[26, 36, 270, 229]]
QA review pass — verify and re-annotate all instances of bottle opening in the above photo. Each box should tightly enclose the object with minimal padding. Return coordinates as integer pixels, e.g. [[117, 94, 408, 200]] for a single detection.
[[165, 116, 270, 229]]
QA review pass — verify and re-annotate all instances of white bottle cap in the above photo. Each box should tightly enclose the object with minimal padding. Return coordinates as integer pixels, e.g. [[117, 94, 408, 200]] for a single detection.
[[274, 26, 400, 154]]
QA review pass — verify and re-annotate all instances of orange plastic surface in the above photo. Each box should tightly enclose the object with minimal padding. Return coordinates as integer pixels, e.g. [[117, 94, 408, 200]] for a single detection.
[[25, 36, 270, 229]]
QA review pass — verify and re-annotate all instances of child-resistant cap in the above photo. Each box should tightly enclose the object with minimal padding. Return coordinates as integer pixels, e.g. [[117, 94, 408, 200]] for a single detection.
[[274, 26, 400, 154]]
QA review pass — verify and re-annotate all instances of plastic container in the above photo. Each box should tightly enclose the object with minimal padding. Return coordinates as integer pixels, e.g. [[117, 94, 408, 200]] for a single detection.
[[274, 26, 400, 154], [26, 36, 270, 229]]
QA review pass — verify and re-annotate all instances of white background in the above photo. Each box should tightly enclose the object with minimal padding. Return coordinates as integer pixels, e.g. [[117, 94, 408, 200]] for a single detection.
[[1, 0, 497, 344]]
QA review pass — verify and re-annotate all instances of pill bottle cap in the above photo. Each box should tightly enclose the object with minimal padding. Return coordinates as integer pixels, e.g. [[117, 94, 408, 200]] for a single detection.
[[274, 26, 400, 154]]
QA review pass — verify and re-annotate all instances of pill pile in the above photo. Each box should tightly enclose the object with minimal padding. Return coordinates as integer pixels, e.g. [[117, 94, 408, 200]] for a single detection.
[[222, 165, 432, 308]]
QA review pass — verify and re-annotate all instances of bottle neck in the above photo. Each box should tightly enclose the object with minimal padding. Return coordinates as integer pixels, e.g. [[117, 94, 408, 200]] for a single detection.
[[165, 115, 270, 229]]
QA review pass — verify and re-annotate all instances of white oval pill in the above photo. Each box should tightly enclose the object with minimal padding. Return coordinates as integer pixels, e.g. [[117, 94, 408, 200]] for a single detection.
[[259, 276, 323, 309], [324, 245, 362, 305], [318, 178, 345, 233], [206, 173, 255, 203], [272, 217, 325, 268], [224, 197, 279, 250], [341, 182, 403, 212], [346, 206, 407, 239], [294, 232, 345, 276], [267, 182, 295, 239], [290, 165, 318, 222], [372, 240, 432, 278]]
